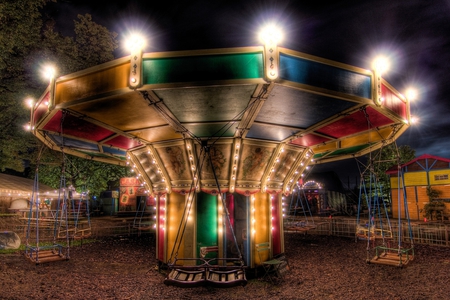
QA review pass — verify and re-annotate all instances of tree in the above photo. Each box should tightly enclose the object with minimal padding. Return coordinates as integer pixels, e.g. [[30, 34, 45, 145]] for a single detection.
[[365, 143, 416, 203], [0, 0, 48, 172], [0, 0, 126, 197], [30, 149, 128, 198]]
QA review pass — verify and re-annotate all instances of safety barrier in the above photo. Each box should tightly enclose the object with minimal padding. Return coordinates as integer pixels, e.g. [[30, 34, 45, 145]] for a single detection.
[[285, 217, 450, 247], [1, 215, 449, 247]]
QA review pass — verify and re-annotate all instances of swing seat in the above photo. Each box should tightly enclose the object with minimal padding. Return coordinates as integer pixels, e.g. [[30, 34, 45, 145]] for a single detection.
[[367, 246, 414, 267], [355, 225, 376, 241], [133, 221, 153, 231], [24, 245, 69, 264], [207, 268, 247, 288], [164, 267, 207, 287], [163, 258, 247, 288]]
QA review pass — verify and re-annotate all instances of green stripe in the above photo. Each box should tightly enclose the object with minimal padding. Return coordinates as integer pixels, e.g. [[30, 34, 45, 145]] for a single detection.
[[196, 192, 218, 259], [143, 52, 263, 84]]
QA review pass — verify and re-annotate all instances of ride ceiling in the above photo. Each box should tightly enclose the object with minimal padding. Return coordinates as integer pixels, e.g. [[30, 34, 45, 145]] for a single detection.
[[30, 46, 410, 195]]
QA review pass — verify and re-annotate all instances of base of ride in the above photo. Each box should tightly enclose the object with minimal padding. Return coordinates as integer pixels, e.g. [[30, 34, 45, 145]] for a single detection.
[[367, 245, 414, 267]]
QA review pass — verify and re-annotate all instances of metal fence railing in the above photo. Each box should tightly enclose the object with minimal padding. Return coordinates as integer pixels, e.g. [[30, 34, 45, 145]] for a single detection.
[[285, 216, 450, 247], [2, 214, 449, 247]]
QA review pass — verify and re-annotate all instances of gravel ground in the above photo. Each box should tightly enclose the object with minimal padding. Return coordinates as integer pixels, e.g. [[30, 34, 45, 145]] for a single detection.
[[1, 233, 449, 300]]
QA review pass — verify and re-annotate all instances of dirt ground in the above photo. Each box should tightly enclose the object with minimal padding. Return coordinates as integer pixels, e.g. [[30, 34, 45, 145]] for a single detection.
[[1, 233, 449, 300]]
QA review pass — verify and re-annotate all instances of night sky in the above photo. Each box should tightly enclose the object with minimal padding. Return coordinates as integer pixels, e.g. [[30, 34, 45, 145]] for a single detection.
[[45, 0, 450, 181]]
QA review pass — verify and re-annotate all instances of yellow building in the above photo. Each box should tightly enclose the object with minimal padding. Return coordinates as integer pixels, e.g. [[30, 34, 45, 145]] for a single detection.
[[388, 154, 450, 221]]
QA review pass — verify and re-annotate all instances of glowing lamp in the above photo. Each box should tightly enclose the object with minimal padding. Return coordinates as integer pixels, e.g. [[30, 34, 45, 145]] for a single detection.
[[25, 98, 34, 109], [126, 33, 145, 89], [259, 24, 283, 81], [43, 65, 56, 81], [372, 56, 389, 106], [405, 88, 418, 101], [372, 56, 389, 75], [125, 34, 146, 53], [258, 24, 283, 45]]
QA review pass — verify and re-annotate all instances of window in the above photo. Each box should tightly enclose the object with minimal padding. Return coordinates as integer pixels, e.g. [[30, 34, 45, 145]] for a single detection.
[[434, 174, 449, 180]]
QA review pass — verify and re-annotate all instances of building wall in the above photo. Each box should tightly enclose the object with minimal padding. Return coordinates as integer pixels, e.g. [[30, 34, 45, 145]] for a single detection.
[[390, 168, 450, 220]]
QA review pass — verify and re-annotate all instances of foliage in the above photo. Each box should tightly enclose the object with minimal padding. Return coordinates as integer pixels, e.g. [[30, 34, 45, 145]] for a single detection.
[[423, 186, 446, 220], [426, 186, 440, 201], [0, 0, 49, 172], [29, 148, 128, 198], [0, 0, 122, 195], [423, 202, 446, 220], [365, 144, 416, 197]]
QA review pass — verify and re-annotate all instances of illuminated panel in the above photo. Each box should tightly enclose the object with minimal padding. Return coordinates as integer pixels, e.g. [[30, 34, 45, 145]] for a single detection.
[[49, 135, 99, 151], [312, 141, 339, 154], [224, 194, 236, 258], [157, 195, 166, 262], [105, 135, 142, 150], [382, 84, 407, 119], [33, 92, 50, 126], [54, 62, 129, 105], [142, 52, 264, 84], [102, 146, 127, 157], [290, 133, 331, 147], [325, 144, 372, 158], [316, 106, 394, 138], [252, 192, 270, 266], [271, 194, 282, 256], [75, 150, 125, 160], [166, 193, 185, 261], [184, 123, 236, 138], [197, 193, 218, 259], [279, 53, 372, 99], [340, 127, 393, 148], [42, 111, 115, 142], [246, 123, 296, 141]]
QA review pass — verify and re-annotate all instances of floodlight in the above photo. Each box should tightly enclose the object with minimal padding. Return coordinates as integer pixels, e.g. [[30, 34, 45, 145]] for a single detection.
[[43, 65, 56, 81], [372, 56, 389, 74], [125, 33, 146, 53], [405, 88, 418, 101], [259, 24, 283, 45]]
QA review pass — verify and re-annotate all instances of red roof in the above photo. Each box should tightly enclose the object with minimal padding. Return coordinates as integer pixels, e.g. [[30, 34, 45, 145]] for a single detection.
[[386, 154, 450, 174]]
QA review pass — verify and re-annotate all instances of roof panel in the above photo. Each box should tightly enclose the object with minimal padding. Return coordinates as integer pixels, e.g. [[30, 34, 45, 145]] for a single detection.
[[143, 52, 264, 84], [155, 85, 256, 123], [316, 106, 394, 138], [70, 92, 168, 132], [279, 53, 372, 99], [290, 133, 331, 147], [42, 111, 114, 142], [257, 85, 357, 128], [246, 124, 296, 141]]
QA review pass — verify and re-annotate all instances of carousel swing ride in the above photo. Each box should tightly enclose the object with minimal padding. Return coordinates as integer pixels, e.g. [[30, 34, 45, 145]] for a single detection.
[[28, 26, 415, 280]]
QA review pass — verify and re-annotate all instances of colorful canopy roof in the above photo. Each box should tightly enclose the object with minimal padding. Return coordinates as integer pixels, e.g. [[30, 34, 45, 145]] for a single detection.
[[30, 46, 410, 195]]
